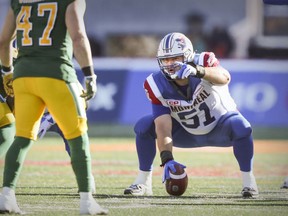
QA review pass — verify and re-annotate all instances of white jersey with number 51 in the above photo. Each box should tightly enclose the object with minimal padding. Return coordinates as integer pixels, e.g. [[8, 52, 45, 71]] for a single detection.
[[144, 52, 237, 135]]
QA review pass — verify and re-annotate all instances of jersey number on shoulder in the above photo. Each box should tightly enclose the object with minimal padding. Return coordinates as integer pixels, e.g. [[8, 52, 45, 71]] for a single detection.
[[178, 102, 216, 129], [16, 3, 58, 46]]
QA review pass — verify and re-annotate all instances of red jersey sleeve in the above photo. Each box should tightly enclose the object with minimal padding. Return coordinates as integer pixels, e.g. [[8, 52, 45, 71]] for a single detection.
[[143, 80, 162, 105]]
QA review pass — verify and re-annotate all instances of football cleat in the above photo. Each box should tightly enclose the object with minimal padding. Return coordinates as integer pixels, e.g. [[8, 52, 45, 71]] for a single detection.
[[0, 193, 24, 215], [124, 184, 153, 196], [241, 187, 259, 198], [80, 199, 108, 215], [281, 180, 288, 189]]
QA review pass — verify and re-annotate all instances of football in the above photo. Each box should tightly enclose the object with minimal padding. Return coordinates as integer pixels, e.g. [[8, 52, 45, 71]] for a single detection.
[[165, 164, 188, 196]]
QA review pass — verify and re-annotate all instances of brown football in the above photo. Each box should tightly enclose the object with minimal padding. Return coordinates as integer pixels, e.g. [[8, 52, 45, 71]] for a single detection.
[[165, 164, 188, 196]]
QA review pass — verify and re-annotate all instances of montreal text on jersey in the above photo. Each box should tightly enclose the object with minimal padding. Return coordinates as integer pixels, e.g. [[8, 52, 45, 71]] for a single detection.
[[169, 89, 210, 113]]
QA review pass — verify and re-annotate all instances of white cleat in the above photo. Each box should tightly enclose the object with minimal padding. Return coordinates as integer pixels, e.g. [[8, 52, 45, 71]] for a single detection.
[[280, 178, 288, 189], [0, 193, 24, 215], [124, 184, 153, 196], [80, 199, 108, 215], [241, 187, 259, 198]]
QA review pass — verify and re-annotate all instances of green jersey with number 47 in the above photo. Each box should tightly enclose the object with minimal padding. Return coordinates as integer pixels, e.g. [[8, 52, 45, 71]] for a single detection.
[[11, 0, 77, 83]]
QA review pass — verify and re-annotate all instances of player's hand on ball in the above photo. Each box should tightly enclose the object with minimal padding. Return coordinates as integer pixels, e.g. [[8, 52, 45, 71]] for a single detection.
[[162, 160, 186, 183], [165, 162, 188, 196], [81, 74, 97, 101], [171, 62, 197, 79]]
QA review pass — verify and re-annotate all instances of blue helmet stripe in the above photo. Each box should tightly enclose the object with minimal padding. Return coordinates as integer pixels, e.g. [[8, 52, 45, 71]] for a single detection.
[[164, 33, 173, 53]]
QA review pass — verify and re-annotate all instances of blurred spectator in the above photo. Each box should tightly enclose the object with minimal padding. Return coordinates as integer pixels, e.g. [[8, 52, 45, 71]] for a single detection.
[[207, 25, 235, 58], [248, 3, 288, 59], [248, 38, 288, 59], [105, 34, 159, 58], [185, 12, 208, 53]]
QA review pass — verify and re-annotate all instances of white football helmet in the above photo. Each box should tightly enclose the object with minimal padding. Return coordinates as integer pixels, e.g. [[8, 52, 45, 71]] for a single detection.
[[157, 32, 195, 80]]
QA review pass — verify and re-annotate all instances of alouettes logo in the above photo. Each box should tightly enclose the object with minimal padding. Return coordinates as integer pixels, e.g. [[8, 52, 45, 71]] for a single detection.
[[175, 37, 185, 50]]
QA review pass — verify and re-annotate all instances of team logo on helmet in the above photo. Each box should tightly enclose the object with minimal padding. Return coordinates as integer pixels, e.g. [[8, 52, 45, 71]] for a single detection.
[[175, 37, 186, 50]]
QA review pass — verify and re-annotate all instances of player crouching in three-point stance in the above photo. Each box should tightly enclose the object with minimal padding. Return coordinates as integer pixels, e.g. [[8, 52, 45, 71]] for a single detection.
[[124, 32, 259, 198]]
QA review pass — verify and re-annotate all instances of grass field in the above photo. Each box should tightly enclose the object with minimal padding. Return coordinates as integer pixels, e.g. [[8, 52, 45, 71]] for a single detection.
[[0, 137, 287, 216]]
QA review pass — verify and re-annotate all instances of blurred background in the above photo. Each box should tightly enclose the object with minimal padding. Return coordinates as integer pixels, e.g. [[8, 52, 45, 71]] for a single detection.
[[0, 0, 287, 138]]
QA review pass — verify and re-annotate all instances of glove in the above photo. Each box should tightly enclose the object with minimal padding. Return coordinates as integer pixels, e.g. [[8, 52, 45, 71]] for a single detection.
[[2, 71, 14, 97], [162, 160, 186, 183], [187, 61, 206, 78], [38, 113, 56, 139], [171, 62, 197, 80], [80, 74, 97, 101]]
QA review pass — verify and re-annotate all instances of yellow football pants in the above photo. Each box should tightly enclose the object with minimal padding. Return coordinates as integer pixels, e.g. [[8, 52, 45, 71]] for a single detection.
[[13, 77, 87, 140], [0, 102, 14, 127]]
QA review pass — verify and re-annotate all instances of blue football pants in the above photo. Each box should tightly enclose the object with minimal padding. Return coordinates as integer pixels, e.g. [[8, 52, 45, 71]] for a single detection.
[[134, 111, 254, 172]]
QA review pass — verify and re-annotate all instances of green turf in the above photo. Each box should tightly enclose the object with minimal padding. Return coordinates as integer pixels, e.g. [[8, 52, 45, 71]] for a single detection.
[[0, 137, 287, 216]]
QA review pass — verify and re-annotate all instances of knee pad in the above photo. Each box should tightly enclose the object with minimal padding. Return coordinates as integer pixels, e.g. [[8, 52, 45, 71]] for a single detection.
[[230, 114, 252, 140], [134, 115, 156, 138]]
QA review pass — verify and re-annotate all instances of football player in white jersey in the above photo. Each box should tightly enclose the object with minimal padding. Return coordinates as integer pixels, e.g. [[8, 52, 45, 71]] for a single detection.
[[124, 32, 258, 198]]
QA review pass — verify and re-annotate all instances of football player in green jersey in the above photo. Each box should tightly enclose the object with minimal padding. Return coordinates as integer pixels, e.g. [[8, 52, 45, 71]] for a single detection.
[[0, 0, 107, 215], [1, 47, 97, 195]]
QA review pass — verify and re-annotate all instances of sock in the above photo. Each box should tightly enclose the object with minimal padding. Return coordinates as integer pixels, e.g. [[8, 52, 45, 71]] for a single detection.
[[133, 170, 152, 187], [233, 135, 254, 171], [134, 115, 157, 171], [136, 135, 156, 171], [3, 137, 33, 189], [2, 187, 15, 196], [0, 123, 15, 158], [68, 133, 92, 192], [79, 192, 93, 200], [242, 171, 258, 190]]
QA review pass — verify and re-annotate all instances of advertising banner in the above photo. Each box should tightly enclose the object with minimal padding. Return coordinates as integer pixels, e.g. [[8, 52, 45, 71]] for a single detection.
[[77, 59, 288, 127]]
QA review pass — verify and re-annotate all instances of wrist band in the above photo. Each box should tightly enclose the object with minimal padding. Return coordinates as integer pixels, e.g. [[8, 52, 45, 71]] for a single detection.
[[160, 150, 174, 167], [81, 66, 94, 76], [196, 65, 206, 78], [85, 74, 97, 79], [1, 65, 13, 73]]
